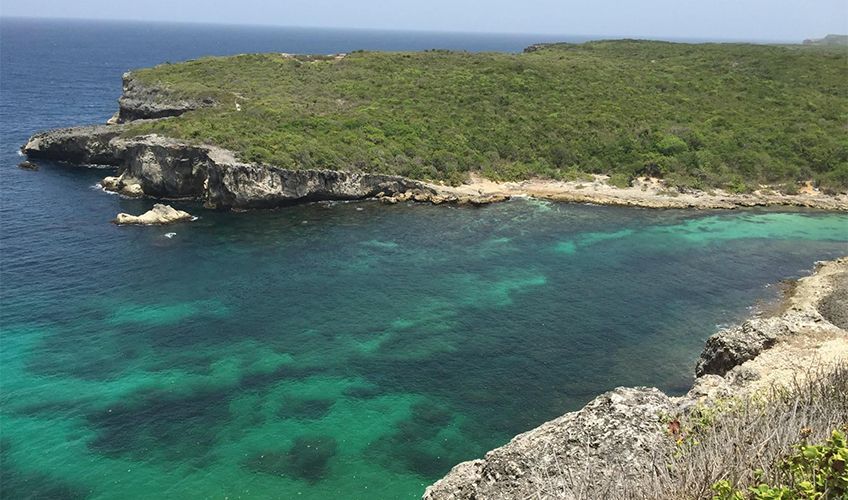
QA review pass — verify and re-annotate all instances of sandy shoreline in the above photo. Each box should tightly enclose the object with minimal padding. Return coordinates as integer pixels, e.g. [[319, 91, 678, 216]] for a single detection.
[[414, 174, 848, 211]]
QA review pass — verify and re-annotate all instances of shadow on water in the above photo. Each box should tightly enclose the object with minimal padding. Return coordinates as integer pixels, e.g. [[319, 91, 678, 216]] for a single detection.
[[244, 435, 339, 483], [1, 439, 90, 500]]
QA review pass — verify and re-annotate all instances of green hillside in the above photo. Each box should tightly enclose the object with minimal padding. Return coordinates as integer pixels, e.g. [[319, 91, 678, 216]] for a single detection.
[[127, 40, 848, 192]]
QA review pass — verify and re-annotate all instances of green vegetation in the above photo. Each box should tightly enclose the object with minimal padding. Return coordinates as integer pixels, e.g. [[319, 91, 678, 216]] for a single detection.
[[127, 41, 848, 191], [712, 429, 847, 500]]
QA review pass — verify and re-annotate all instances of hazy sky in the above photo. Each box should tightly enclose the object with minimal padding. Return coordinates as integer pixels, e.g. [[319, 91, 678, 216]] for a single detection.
[[1, 0, 846, 40]]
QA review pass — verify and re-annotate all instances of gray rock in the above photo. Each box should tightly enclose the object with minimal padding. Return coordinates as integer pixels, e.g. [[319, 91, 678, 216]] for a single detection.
[[205, 161, 433, 209], [114, 135, 211, 198], [695, 318, 789, 377], [116, 72, 215, 122], [18, 160, 38, 170], [423, 387, 674, 500], [22, 127, 432, 208], [21, 124, 127, 165], [818, 272, 848, 329]]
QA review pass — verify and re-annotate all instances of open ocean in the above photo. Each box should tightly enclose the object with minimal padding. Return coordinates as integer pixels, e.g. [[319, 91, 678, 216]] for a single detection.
[[1, 17, 847, 499]]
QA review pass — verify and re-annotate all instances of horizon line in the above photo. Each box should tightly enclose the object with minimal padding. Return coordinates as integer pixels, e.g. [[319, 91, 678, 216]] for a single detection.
[[0, 15, 808, 44]]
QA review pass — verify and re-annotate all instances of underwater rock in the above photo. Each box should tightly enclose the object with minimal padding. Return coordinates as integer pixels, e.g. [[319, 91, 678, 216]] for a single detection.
[[245, 435, 338, 483]]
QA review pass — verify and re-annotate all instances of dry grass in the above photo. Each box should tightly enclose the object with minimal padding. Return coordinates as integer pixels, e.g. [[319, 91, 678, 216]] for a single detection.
[[531, 363, 848, 499]]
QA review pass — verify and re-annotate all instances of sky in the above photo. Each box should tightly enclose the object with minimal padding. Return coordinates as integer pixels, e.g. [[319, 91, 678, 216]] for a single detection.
[[1, 0, 846, 41]]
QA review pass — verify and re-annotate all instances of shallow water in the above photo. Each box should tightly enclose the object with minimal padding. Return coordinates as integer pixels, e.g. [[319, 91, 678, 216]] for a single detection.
[[1, 18, 847, 500]]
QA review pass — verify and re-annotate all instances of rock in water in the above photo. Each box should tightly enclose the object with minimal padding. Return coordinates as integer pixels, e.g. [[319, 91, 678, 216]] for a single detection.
[[18, 160, 38, 170], [114, 204, 192, 225], [101, 175, 144, 197]]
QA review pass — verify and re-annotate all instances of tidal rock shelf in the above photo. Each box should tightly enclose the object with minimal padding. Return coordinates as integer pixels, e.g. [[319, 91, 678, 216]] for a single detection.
[[423, 257, 848, 499]]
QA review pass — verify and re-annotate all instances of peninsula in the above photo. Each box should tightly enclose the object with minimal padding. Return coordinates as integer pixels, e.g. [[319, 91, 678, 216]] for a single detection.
[[22, 40, 848, 210]]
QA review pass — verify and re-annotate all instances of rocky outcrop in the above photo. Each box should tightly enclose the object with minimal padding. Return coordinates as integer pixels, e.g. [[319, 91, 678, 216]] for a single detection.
[[22, 124, 126, 166], [18, 160, 38, 170], [425, 257, 848, 499], [114, 204, 192, 225], [101, 175, 143, 197], [695, 319, 787, 376], [204, 158, 433, 209], [114, 72, 215, 123], [112, 135, 212, 198], [22, 127, 433, 208], [424, 387, 674, 500], [819, 272, 848, 329], [378, 190, 510, 206]]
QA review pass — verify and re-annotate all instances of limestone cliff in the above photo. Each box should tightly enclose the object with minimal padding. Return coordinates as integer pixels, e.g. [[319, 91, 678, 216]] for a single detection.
[[114, 72, 215, 123], [21, 74, 433, 208], [22, 125, 432, 208]]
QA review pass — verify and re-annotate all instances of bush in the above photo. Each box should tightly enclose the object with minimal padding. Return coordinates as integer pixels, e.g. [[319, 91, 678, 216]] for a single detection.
[[657, 134, 689, 156], [125, 42, 848, 190], [608, 172, 632, 188], [712, 429, 848, 500]]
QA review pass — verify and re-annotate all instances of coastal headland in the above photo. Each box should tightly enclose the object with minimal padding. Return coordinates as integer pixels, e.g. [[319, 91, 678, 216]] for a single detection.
[[22, 41, 848, 211]]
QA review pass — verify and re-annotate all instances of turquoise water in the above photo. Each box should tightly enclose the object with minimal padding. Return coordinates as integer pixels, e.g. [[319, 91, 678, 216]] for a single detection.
[[2, 182, 847, 498], [2, 17, 848, 500]]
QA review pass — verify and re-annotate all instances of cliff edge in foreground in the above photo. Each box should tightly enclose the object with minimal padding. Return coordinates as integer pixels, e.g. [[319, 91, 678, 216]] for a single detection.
[[424, 257, 848, 499]]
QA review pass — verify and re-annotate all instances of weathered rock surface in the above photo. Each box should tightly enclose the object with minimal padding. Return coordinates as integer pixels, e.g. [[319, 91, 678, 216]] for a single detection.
[[819, 272, 848, 329], [377, 190, 510, 206], [18, 160, 38, 170], [114, 204, 192, 225], [204, 158, 432, 209], [425, 258, 848, 499], [113, 135, 212, 198], [22, 124, 126, 165], [424, 387, 674, 500], [115, 72, 215, 122], [101, 175, 143, 197], [22, 128, 432, 208], [695, 318, 788, 376]]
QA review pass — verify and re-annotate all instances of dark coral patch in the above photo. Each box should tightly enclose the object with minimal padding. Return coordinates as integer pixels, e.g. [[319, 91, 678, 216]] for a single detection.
[[277, 398, 333, 421], [342, 383, 384, 399], [244, 435, 338, 483], [86, 387, 231, 463]]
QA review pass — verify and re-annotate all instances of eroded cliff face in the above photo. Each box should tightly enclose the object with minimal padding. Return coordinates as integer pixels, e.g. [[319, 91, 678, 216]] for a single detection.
[[425, 387, 675, 500], [20, 73, 440, 208], [424, 257, 848, 500], [21, 125, 433, 208], [114, 72, 215, 123], [23, 124, 125, 166]]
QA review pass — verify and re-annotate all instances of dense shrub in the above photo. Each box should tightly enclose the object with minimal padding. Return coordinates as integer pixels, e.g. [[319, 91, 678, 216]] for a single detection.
[[126, 41, 848, 191]]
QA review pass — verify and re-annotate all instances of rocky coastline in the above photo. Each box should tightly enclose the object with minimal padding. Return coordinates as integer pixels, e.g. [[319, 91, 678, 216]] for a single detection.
[[21, 73, 848, 211], [423, 257, 848, 499]]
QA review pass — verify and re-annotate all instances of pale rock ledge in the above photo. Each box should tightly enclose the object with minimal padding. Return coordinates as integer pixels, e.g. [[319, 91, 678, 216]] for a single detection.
[[114, 204, 192, 225]]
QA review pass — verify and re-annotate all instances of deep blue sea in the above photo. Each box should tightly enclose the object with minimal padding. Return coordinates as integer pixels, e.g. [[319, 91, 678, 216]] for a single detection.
[[1, 17, 847, 499]]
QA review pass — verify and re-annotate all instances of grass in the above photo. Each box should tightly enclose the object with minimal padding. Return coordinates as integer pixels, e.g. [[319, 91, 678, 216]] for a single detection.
[[126, 41, 848, 191], [532, 363, 848, 499]]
